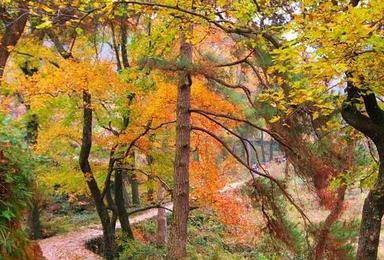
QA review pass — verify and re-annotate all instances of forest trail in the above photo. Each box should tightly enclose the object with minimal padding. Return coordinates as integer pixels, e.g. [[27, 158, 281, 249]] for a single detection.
[[38, 202, 174, 260], [38, 177, 253, 260]]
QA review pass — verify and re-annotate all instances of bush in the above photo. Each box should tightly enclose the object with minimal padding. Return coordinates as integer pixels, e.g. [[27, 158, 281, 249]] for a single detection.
[[119, 239, 166, 260], [0, 117, 34, 258]]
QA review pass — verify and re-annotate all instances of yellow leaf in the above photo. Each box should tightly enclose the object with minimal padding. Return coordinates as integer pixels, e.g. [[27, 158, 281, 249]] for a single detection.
[[270, 116, 280, 123]]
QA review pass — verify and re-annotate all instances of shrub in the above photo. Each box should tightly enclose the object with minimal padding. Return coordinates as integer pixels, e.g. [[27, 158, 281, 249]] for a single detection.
[[0, 117, 34, 258]]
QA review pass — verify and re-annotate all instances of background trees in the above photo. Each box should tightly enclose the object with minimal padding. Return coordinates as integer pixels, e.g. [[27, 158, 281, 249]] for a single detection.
[[0, 0, 383, 259]]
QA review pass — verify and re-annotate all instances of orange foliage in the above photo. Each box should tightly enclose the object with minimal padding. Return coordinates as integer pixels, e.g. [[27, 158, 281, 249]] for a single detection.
[[18, 60, 127, 103], [190, 138, 254, 242]]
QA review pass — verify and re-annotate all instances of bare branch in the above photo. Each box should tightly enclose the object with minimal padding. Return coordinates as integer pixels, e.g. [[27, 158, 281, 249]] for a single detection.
[[190, 108, 293, 151], [215, 50, 255, 67], [116, 167, 172, 193], [128, 204, 173, 215]]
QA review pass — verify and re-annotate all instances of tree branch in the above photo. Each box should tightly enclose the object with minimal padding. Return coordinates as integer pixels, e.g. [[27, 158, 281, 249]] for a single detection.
[[190, 108, 293, 151], [191, 126, 311, 224]]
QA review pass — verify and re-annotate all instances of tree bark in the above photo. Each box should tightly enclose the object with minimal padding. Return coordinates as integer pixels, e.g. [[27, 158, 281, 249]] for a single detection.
[[357, 159, 384, 259], [115, 169, 134, 239], [27, 200, 42, 240], [167, 30, 192, 259], [110, 22, 122, 71], [120, 19, 129, 69], [157, 182, 167, 245], [0, 1, 28, 79], [104, 181, 117, 235], [79, 91, 116, 259]]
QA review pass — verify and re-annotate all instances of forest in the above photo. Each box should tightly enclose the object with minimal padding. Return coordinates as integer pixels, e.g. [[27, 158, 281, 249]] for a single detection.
[[0, 0, 383, 259]]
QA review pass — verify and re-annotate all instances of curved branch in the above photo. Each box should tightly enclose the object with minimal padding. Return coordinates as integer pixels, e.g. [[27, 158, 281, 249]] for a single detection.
[[114, 1, 280, 48], [362, 91, 384, 126], [203, 74, 255, 108], [216, 50, 255, 67], [193, 110, 267, 174], [68, 4, 107, 53], [341, 76, 381, 140], [128, 204, 173, 216], [116, 167, 172, 193], [120, 120, 176, 160], [190, 108, 293, 151]]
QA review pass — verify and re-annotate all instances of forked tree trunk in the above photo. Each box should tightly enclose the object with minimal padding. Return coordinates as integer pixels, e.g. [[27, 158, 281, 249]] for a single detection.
[[157, 182, 167, 245], [167, 31, 192, 259], [79, 91, 116, 259]]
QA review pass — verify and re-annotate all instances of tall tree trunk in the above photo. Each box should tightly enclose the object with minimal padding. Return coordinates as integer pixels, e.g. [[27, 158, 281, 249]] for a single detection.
[[122, 172, 131, 208], [105, 182, 117, 235], [128, 172, 140, 208], [27, 198, 42, 240], [147, 177, 155, 203], [23, 86, 42, 240], [26, 114, 42, 240], [157, 182, 167, 245], [120, 18, 129, 69], [147, 155, 155, 203], [0, 1, 28, 79], [110, 22, 122, 72], [115, 169, 134, 239], [167, 30, 192, 259], [269, 139, 274, 162], [245, 140, 253, 165], [260, 131, 266, 162], [79, 91, 116, 259], [357, 158, 384, 259]]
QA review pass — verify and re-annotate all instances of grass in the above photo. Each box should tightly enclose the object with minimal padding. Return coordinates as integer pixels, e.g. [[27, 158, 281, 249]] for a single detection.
[[41, 210, 99, 237]]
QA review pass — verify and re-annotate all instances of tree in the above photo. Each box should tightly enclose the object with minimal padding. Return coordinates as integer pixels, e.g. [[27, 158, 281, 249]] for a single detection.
[[279, 0, 383, 257], [4, 0, 381, 258], [167, 29, 193, 259], [111, 1, 355, 257], [0, 0, 28, 79]]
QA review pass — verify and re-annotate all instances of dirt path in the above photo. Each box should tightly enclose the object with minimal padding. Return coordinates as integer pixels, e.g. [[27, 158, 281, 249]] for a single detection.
[[38, 202, 173, 260], [38, 176, 252, 260]]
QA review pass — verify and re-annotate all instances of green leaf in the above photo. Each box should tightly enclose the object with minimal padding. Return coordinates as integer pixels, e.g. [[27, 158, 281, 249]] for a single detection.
[[2, 209, 15, 221], [36, 19, 52, 29]]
